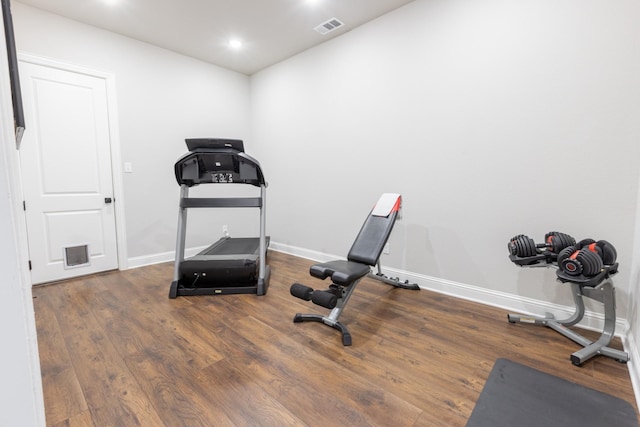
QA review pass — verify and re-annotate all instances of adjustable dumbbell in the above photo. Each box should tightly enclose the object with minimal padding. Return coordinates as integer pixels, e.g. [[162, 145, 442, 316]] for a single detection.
[[508, 231, 575, 257], [557, 239, 617, 277]]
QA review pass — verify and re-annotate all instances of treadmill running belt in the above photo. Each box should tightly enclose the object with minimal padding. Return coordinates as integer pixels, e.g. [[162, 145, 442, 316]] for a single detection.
[[200, 237, 262, 256]]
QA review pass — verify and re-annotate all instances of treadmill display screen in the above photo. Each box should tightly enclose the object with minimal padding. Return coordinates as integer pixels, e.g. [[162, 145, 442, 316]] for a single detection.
[[212, 173, 233, 183]]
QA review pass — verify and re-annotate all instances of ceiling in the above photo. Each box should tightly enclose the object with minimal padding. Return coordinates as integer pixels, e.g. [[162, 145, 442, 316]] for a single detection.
[[15, 0, 415, 75]]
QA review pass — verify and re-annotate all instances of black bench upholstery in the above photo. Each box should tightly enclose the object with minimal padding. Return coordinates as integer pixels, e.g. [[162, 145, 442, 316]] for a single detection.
[[310, 194, 401, 285], [310, 260, 372, 285]]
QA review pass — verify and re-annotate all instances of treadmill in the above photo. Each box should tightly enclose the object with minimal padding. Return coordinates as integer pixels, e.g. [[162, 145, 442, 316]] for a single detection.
[[169, 138, 270, 298]]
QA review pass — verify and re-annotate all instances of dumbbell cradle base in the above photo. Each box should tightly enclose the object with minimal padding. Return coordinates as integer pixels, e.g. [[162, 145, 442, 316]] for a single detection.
[[507, 278, 628, 366]]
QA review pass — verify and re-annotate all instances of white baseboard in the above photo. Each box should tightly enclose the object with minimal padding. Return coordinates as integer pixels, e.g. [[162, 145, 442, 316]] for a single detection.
[[268, 241, 343, 263], [127, 246, 207, 269]]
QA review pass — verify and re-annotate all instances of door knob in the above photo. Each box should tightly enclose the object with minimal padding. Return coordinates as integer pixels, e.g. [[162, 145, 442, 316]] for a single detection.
[[105, 197, 113, 204]]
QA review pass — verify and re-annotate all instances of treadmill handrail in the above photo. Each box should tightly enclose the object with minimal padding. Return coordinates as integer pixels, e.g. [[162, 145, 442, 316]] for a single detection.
[[180, 197, 263, 208]]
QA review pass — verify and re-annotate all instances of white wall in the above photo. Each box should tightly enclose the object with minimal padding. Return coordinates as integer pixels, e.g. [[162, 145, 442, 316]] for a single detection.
[[0, 132, 44, 427], [12, 2, 253, 264], [251, 0, 640, 320], [0, 7, 45, 426]]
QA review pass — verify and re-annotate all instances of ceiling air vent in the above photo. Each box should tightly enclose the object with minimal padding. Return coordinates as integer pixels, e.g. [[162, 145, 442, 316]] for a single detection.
[[314, 17, 345, 35]]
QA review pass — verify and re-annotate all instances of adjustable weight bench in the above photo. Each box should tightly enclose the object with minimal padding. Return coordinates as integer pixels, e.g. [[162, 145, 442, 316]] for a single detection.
[[290, 193, 419, 346]]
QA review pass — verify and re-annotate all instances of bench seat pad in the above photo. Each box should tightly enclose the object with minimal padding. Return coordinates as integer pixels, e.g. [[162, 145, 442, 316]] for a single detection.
[[310, 260, 371, 286]]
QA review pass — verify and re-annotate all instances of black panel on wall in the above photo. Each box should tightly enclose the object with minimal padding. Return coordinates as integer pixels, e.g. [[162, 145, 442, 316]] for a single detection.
[[2, 0, 24, 147]]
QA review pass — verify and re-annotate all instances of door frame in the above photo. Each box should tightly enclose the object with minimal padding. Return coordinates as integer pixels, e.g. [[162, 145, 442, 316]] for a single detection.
[[16, 52, 128, 279]]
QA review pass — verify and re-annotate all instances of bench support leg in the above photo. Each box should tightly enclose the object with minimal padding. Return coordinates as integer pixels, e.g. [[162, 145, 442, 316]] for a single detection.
[[369, 263, 420, 290], [293, 278, 361, 346]]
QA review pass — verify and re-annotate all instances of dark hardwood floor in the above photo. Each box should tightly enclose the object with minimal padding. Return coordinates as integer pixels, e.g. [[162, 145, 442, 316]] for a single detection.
[[33, 250, 637, 426]]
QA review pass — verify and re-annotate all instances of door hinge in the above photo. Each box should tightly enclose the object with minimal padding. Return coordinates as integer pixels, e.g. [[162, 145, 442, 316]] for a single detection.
[[23, 200, 26, 211], [28, 260, 32, 270]]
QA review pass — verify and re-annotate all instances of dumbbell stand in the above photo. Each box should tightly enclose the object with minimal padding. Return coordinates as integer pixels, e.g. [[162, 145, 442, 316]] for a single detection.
[[293, 276, 362, 346], [508, 278, 629, 366]]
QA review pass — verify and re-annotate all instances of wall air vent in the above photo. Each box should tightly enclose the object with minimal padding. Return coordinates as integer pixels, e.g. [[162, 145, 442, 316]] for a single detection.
[[314, 17, 345, 35]]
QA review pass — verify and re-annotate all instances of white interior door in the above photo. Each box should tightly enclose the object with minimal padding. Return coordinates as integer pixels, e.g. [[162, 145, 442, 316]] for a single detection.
[[18, 60, 118, 284]]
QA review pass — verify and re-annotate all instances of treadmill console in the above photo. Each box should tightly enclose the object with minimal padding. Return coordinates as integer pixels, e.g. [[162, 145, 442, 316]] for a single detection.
[[185, 138, 244, 152], [174, 138, 265, 187]]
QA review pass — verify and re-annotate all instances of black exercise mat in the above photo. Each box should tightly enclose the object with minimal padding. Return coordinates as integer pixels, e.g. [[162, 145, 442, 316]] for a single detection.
[[466, 358, 638, 427]]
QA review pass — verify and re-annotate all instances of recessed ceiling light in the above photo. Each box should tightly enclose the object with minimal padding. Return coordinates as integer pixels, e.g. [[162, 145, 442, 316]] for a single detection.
[[229, 39, 243, 49]]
